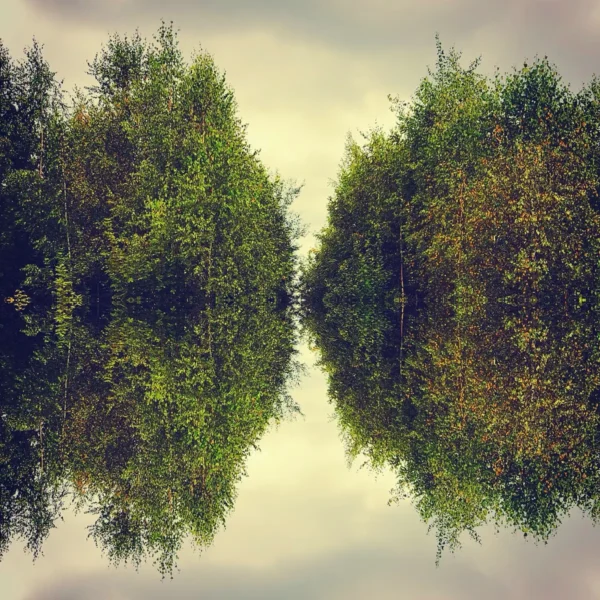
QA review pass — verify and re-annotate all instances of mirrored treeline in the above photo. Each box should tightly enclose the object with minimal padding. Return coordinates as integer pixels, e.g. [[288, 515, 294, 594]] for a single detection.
[[0, 24, 300, 577], [301, 40, 600, 560]]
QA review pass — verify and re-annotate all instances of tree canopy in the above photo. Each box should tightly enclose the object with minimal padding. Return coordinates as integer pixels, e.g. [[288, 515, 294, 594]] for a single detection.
[[301, 39, 600, 559], [0, 24, 300, 576]]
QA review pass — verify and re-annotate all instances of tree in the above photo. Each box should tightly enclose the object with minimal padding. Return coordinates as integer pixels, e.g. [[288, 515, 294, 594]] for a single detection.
[[0, 24, 301, 576], [301, 39, 600, 559]]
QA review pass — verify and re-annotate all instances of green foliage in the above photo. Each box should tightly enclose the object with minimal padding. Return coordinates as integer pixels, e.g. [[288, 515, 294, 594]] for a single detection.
[[0, 24, 300, 577], [302, 38, 600, 560], [0, 38, 64, 308], [1, 293, 297, 575], [1, 23, 300, 312], [300, 129, 417, 465]]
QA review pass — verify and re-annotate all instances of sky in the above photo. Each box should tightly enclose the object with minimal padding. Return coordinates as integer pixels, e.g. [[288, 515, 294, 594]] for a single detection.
[[2, 0, 600, 598]]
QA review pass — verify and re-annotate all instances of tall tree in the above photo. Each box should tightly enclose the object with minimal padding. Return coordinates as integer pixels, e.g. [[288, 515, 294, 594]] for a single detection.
[[302, 39, 600, 559], [0, 24, 301, 576]]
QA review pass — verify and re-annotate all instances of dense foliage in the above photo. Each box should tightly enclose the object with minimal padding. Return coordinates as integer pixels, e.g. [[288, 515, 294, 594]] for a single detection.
[[1, 299, 297, 575], [301, 39, 600, 558], [1, 24, 300, 311], [0, 25, 300, 576]]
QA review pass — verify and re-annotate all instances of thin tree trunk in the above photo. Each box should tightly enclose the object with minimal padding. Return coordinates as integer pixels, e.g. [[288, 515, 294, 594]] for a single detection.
[[62, 332, 72, 436], [39, 419, 44, 472], [39, 127, 44, 179], [400, 221, 405, 379], [63, 165, 72, 261]]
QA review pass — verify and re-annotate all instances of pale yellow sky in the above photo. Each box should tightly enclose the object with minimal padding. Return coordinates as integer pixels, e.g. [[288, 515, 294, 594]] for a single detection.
[[2, 0, 600, 598]]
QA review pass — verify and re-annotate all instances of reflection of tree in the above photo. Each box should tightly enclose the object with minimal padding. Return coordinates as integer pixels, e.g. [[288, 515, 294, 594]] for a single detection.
[[302, 44, 600, 559], [0, 295, 297, 575], [0, 25, 299, 576], [0, 302, 69, 560], [396, 290, 600, 557]]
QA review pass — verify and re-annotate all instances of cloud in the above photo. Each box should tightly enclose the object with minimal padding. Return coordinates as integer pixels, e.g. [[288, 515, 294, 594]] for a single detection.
[[21, 514, 600, 600], [14, 481, 600, 600], [19, 0, 600, 105], [21, 0, 470, 51], [23, 542, 506, 600], [20, 0, 597, 63]]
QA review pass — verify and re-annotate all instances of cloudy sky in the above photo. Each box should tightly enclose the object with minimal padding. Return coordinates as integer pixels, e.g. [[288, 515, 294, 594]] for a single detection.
[[2, 0, 600, 598]]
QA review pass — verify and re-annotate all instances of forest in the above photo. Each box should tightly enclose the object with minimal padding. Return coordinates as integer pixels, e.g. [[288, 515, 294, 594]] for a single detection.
[[0, 24, 300, 575], [302, 39, 600, 558], [2, 24, 600, 573]]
